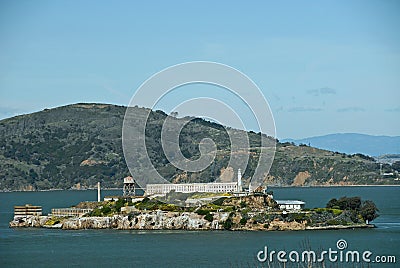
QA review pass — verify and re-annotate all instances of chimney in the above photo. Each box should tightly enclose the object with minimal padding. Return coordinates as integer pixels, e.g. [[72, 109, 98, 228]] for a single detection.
[[97, 182, 101, 202], [238, 169, 242, 192]]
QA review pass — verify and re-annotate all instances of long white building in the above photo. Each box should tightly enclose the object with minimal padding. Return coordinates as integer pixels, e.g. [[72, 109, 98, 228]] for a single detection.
[[146, 182, 239, 195], [146, 169, 243, 195]]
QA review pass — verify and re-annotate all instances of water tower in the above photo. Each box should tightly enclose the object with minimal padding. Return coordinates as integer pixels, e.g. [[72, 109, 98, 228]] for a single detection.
[[123, 176, 136, 197]]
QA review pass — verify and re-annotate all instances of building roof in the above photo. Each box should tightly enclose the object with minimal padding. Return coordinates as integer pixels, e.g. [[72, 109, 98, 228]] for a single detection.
[[276, 200, 305, 205], [123, 176, 135, 184]]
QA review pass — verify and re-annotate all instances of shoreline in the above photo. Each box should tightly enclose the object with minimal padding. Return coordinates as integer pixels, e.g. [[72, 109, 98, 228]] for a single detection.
[[9, 214, 374, 232]]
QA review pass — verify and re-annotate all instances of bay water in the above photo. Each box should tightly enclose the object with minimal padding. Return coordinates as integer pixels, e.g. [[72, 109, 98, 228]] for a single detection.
[[0, 186, 399, 267]]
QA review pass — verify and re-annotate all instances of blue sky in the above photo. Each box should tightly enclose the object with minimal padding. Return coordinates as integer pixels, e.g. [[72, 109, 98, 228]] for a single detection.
[[0, 0, 399, 139]]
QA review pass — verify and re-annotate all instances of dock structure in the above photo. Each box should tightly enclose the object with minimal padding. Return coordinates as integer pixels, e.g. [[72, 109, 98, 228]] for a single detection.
[[51, 208, 92, 217], [14, 204, 42, 218]]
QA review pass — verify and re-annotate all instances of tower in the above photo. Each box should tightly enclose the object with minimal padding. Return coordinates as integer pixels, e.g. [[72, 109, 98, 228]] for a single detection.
[[237, 168, 242, 192], [123, 176, 136, 197]]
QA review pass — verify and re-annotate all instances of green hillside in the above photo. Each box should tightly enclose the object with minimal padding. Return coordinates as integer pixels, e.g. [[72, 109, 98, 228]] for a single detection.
[[0, 103, 397, 191]]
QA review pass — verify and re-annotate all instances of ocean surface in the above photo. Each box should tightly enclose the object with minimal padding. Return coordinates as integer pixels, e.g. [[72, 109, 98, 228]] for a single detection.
[[0, 186, 399, 267]]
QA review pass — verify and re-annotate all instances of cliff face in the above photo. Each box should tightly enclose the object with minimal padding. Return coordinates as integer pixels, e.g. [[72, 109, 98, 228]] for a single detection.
[[10, 212, 228, 230], [62, 212, 223, 230], [10, 212, 309, 231]]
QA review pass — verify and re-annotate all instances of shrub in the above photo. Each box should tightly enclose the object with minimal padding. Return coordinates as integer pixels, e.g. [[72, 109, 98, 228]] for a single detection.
[[212, 197, 226, 206], [223, 218, 233, 230], [331, 208, 343, 216], [240, 218, 247, 225], [196, 209, 210, 215], [101, 206, 111, 215], [314, 208, 325, 214], [327, 219, 341, 225], [204, 213, 213, 222]]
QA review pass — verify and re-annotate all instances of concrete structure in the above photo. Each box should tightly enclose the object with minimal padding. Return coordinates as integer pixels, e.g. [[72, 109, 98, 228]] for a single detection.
[[123, 176, 136, 197], [237, 168, 243, 192], [146, 182, 239, 195], [276, 200, 305, 211], [51, 208, 93, 217], [146, 169, 243, 195], [97, 182, 101, 202], [14, 204, 42, 218], [104, 196, 144, 203], [104, 196, 121, 201]]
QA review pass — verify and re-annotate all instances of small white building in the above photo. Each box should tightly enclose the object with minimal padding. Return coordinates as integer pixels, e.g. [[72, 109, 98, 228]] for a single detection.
[[276, 200, 305, 211]]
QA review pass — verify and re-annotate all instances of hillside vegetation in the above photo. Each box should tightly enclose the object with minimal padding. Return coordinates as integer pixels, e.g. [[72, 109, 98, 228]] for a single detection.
[[0, 103, 397, 191]]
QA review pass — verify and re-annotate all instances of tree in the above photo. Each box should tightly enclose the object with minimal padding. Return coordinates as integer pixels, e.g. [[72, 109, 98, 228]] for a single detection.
[[360, 200, 379, 224], [327, 196, 361, 210], [223, 218, 233, 230], [392, 161, 400, 172], [204, 213, 213, 222], [326, 198, 338, 209]]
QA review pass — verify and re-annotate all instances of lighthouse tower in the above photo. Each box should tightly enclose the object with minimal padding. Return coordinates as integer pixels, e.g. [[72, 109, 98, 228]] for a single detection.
[[237, 168, 243, 192]]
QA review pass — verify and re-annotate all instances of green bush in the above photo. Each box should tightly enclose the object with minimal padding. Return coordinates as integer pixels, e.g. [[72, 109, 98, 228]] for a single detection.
[[196, 209, 210, 215], [101, 206, 111, 215], [331, 208, 343, 216], [223, 218, 233, 230], [240, 218, 247, 225], [314, 208, 325, 214], [212, 197, 226, 206], [327, 219, 341, 225], [204, 213, 213, 222]]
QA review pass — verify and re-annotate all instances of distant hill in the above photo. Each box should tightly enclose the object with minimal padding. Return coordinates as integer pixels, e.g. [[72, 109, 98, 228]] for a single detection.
[[282, 133, 400, 157], [0, 103, 398, 191]]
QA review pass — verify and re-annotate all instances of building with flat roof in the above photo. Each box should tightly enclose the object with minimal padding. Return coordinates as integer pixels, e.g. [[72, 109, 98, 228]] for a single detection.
[[14, 204, 42, 218], [146, 182, 239, 195], [276, 200, 305, 211], [51, 208, 93, 217], [146, 169, 243, 195]]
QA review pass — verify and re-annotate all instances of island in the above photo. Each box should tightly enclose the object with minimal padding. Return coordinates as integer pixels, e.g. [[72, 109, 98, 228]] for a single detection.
[[9, 191, 378, 231]]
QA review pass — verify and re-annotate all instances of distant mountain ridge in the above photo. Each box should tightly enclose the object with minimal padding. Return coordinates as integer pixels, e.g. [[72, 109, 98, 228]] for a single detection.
[[0, 103, 398, 191], [282, 133, 400, 156]]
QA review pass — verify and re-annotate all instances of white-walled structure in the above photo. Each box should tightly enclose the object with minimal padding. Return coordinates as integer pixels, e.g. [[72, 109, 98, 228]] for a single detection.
[[237, 168, 242, 192], [276, 200, 305, 211], [146, 182, 239, 195], [145, 169, 244, 195], [97, 182, 101, 202]]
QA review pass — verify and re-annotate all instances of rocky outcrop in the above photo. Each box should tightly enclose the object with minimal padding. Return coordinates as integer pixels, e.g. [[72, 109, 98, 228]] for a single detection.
[[9, 210, 371, 231], [9, 211, 229, 230], [9, 216, 49, 228]]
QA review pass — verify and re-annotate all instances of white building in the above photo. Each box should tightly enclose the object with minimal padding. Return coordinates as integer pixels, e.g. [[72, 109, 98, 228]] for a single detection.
[[276, 200, 305, 211], [146, 169, 243, 195], [146, 182, 239, 195]]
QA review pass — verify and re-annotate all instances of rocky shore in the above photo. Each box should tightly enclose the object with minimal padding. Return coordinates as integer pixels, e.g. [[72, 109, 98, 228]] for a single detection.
[[9, 211, 372, 231], [9, 194, 378, 231]]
